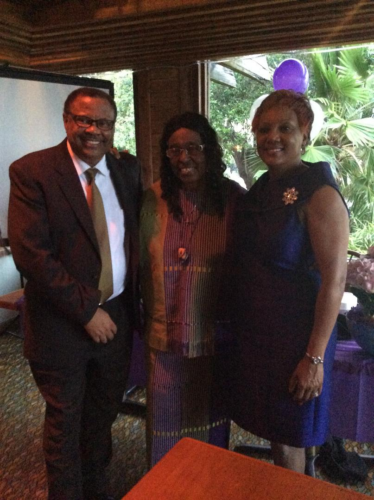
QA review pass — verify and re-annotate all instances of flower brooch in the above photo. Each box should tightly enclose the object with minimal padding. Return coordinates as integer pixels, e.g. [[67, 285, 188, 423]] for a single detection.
[[282, 187, 299, 205]]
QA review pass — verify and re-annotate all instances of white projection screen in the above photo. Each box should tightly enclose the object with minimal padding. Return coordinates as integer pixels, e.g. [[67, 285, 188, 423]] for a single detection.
[[0, 67, 113, 238]]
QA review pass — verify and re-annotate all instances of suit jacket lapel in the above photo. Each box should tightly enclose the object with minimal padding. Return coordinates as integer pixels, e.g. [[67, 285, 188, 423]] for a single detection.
[[106, 153, 137, 235], [54, 140, 99, 253]]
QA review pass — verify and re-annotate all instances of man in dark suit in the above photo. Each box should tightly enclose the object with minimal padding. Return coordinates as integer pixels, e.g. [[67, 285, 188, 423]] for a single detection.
[[8, 87, 141, 500]]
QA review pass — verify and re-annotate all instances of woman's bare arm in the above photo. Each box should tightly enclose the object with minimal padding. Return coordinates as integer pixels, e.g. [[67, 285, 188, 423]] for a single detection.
[[289, 185, 349, 404]]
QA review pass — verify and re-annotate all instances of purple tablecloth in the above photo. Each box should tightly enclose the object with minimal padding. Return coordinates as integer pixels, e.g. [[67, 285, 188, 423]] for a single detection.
[[330, 340, 374, 442]]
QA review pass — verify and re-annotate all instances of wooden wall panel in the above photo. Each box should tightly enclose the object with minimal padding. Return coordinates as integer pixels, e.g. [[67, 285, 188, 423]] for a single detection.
[[31, 1, 374, 74], [0, 1, 31, 66], [25, 0, 227, 26]]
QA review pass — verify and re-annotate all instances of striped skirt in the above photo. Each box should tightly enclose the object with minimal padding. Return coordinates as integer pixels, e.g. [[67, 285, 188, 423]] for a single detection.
[[146, 347, 231, 467]]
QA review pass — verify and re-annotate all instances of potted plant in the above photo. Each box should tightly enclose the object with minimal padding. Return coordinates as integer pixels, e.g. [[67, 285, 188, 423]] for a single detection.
[[346, 247, 374, 355]]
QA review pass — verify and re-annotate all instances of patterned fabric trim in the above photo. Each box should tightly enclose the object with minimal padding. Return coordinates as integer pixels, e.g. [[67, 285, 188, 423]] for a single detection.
[[164, 265, 213, 272], [153, 418, 229, 437]]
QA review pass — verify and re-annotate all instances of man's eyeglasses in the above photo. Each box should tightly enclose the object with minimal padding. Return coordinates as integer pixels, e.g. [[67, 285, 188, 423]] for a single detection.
[[166, 144, 205, 159], [66, 113, 115, 131]]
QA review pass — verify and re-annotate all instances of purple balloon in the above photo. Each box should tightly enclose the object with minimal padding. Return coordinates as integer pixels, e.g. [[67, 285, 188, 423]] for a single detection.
[[273, 59, 309, 93]]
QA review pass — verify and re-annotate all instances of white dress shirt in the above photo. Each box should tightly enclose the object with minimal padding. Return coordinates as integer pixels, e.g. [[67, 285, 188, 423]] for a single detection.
[[67, 141, 127, 301]]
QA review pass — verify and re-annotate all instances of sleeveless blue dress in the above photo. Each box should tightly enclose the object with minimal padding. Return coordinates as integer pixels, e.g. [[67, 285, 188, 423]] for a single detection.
[[231, 162, 345, 447]]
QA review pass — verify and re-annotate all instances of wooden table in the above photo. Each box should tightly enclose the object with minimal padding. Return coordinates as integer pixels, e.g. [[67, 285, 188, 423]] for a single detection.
[[123, 438, 367, 500]]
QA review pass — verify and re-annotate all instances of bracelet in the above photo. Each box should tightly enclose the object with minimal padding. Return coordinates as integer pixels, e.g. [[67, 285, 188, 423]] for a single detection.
[[305, 352, 324, 365]]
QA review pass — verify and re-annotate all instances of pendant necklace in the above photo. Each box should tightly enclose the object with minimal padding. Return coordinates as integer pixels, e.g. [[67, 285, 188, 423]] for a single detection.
[[178, 193, 203, 264]]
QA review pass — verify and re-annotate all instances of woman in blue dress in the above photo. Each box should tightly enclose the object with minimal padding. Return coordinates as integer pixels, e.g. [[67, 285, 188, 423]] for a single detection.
[[231, 90, 349, 473]]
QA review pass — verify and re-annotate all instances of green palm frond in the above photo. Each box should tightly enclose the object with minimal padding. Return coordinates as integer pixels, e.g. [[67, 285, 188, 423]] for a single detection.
[[361, 148, 374, 180], [311, 51, 370, 104], [345, 118, 374, 146], [339, 48, 371, 80], [323, 67, 341, 94], [352, 100, 374, 120], [339, 146, 367, 175], [335, 74, 370, 102], [311, 53, 329, 97], [325, 51, 340, 67], [341, 167, 374, 223], [302, 145, 336, 164], [324, 116, 346, 130]]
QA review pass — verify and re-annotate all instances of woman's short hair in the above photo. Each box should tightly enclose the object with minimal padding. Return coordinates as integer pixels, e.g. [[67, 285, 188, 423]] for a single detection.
[[159, 112, 226, 219], [252, 90, 314, 139]]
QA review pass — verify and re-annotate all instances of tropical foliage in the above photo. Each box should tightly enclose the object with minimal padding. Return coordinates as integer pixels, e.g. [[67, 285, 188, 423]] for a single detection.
[[305, 47, 374, 252]]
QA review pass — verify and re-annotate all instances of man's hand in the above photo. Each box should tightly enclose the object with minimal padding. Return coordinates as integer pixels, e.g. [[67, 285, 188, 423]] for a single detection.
[[84, 308, 117, 343]]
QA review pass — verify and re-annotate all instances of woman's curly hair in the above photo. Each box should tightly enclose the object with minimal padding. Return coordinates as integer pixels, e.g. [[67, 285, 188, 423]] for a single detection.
[[159, 112, 227, 220], [252, 89, 314, 141]]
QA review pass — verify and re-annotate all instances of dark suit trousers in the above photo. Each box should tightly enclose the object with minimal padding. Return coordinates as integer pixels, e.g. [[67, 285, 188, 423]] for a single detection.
[[29, 293, 133, 500]]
